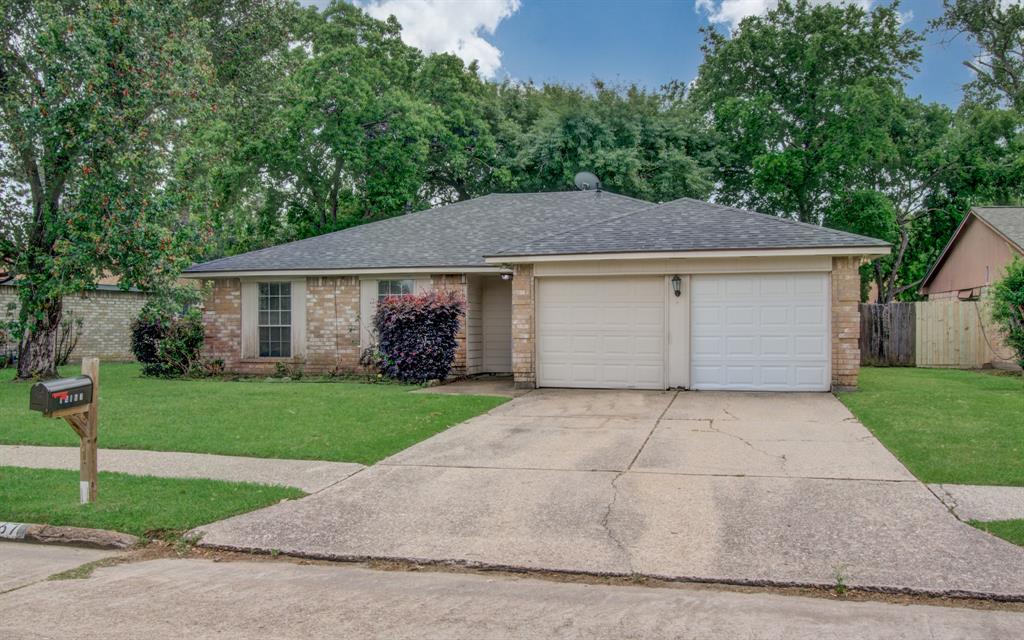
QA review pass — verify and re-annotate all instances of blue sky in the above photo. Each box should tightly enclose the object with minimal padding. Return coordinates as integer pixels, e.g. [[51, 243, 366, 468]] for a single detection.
[[336, 1, 983, 107]]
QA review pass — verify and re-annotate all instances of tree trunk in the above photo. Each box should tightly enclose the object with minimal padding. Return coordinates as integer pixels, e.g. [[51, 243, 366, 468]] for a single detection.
[[16, 297, 63, 379]]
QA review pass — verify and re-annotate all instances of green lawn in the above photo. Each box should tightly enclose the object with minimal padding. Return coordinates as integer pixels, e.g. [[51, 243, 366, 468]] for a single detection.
[[971, 520, 1024, 547], [838, 367, 1023, 487], [0, 364, 507, 464], [839, 368, 1024, 547], [0, 466, 303, 537]]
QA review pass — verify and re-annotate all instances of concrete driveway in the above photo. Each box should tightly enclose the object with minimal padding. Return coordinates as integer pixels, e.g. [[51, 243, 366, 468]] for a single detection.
[[195, 389, 1024, 599]]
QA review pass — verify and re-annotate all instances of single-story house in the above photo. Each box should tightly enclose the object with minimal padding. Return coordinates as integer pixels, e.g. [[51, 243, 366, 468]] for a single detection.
[[920, 207, 1023, 301], [184, 191, 890, 391]]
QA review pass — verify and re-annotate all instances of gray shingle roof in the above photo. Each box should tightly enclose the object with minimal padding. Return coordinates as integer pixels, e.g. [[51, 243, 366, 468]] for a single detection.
[[490, 197, 890, 257], [187, 192, 889, 274], [186, 191, 650, 273], [973, 207, 1024, 250]]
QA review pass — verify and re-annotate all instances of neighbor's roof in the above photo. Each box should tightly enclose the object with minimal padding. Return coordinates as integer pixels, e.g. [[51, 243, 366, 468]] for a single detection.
[[973, 207, 1024, 251], [920, 206, 1024, 290], [187, 192, 890, 275], [186, 191, 650, 273], [489, 197, 890, 258]]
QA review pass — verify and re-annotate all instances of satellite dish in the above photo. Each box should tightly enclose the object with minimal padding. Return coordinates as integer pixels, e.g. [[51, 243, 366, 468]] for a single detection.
[[574, 171, 601, 191]]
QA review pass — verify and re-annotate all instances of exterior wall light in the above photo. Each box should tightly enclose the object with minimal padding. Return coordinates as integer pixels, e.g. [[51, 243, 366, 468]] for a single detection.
[[500, 272, 513, 282], [671, 274, 682, 297]]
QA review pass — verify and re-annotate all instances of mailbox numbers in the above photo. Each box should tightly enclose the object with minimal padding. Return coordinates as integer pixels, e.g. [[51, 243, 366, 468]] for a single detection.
[[52, 390, 86, 406]]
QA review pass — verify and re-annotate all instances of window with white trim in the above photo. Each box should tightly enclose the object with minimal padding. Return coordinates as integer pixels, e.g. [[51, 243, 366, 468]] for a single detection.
[[258, 282, 291, 357], [377, 279, 413, 300]]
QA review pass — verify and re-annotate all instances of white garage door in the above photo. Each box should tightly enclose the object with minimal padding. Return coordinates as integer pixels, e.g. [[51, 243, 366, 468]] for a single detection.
[[536, 277, 664, 389], [691, 273, 830, 391]]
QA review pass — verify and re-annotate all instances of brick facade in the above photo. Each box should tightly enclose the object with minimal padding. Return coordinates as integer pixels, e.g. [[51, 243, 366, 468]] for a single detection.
[[202, 276, 362, 376], [831, 256, 862, 388], [304, 276, 361, 374], [202, 278, 242, 368], [201, 258, 866, 388], [1, 284, 149, 362], [510, 264, 536, 389]]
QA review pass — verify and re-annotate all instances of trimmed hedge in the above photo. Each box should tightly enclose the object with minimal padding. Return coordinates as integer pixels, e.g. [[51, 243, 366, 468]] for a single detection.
[[372, 290, 465, 382]]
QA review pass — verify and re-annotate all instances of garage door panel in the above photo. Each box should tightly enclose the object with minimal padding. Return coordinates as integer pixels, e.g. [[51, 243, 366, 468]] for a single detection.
[[692, 273, 829, 392], [537, 276, 665, 389]]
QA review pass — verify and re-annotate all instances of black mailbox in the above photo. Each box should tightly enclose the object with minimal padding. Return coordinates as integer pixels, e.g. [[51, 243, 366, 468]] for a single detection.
[[29, 375, 93, 416]]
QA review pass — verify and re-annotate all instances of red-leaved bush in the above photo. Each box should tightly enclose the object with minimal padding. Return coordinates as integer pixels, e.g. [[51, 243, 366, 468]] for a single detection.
[[371, 289, 465, 382]]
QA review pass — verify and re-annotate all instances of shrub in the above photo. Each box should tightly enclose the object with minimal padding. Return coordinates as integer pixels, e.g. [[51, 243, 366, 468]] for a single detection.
[[372, 289, 465, 383], [990, 256, 1024, 369], [131, 306, 205, 377]]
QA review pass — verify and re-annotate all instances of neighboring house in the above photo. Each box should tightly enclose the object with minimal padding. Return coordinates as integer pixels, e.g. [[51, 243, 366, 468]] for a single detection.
[[920, 207, 1023, 301], [184, 191, 890, 391], [919, 206, 1023, 369], [0, 277, 150, 362]]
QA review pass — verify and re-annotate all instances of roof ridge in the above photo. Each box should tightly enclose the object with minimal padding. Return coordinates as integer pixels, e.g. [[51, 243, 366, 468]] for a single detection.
[[486, 194, 661, 256]]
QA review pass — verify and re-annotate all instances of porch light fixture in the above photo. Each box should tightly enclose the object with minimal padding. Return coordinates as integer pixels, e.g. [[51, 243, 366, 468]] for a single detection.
[[671, 275, 682, 297], [500, 272, 513, 282]]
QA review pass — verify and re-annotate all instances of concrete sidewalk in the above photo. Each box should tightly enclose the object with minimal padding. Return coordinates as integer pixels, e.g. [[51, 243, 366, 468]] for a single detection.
[[2, 557, 1022, 639], [930, 484, 1024, 522], [0, 445, 363, 493]]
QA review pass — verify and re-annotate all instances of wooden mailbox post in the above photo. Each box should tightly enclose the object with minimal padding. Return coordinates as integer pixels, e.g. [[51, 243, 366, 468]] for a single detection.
[[29, 357, 100, 504]]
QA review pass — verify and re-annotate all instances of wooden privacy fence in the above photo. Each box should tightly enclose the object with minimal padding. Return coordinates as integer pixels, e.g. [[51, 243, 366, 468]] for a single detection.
[[860, 303, 915, 366], [859, 300, 1004, 368]]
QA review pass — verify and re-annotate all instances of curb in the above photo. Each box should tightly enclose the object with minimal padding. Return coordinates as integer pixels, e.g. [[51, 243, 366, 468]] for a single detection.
[[193, 538, 1024, 604], [0, 522, 139, 550]]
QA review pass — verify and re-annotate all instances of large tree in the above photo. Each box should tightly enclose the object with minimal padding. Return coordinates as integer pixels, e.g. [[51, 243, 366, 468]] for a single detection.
[[691, 0, 922, 224], [500, 81, 715, 202], [0, 0, 213, 378], [933, 0, 1024, 111]]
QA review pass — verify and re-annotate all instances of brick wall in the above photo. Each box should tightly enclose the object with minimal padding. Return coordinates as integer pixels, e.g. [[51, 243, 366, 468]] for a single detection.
[[202, 276, 363, 376], [510, 264, 536, 389], [304, 276, 361, 374], [202, 278, 243, 369], [431, 274, 468, 375], [1, 285, 149, 362], [831, 256, 862, 388]]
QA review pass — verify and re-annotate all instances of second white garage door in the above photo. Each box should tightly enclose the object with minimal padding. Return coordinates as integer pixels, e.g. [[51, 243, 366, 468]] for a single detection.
[[536, 276, 665, 389], [690, 273, 830, 391]]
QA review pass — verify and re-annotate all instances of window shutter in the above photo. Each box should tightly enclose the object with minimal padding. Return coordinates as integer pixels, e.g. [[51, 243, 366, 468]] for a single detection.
[[291, 279, 306, 359], [241, 281, 258, 359]]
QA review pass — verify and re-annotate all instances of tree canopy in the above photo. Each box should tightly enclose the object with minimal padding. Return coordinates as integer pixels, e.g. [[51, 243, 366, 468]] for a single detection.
[[2, 0, 1022, 376]]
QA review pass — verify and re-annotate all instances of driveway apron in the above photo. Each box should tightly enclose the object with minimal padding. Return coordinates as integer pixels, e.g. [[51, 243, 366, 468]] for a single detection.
[[194, 389, 1024, 599]]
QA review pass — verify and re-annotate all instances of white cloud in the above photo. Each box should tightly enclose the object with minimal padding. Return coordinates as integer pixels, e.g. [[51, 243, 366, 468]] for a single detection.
[[696, 0, 873, 29], [358, 0, 520, 78]]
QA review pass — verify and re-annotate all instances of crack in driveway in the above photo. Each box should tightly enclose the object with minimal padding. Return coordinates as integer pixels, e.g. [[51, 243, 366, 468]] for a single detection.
[[707, 418, 788, 471]]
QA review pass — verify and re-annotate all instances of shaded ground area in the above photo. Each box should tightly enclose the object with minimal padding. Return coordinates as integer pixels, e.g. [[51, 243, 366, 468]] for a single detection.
[[194, 389, 1024, 599], [2, 557, 1022, 639]]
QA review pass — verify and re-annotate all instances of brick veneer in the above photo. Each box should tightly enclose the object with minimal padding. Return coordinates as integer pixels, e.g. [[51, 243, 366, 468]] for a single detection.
[[304, 276, 361, 373], [202, 278, 243, 369], [431, 274, 468, 375], [831, 256, 863, 388], [202, 276, 362, 376], [1, 285, 149, 362], [510, 264, 536, 388]]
